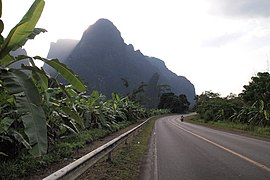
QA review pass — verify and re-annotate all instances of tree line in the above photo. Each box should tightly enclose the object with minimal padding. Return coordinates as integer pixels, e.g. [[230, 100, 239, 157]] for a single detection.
[[196, 72, 270, 127]]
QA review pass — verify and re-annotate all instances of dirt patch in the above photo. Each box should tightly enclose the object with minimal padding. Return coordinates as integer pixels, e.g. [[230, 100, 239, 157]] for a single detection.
[[25, 121, 144, 180]]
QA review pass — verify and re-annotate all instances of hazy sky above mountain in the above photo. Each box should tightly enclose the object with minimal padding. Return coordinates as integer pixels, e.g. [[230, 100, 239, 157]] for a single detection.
[[3, 0, 270, 96]]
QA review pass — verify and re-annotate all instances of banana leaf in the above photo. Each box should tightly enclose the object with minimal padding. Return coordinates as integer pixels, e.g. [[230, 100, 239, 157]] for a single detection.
[[1, 68, 47, 156], [0, 0, 45, 59], [35, 57, 86, 92]]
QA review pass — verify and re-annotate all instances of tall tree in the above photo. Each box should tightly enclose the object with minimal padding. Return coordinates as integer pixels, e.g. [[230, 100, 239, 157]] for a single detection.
[[158, 93, 190, 113], [240, 72, 270, 106]]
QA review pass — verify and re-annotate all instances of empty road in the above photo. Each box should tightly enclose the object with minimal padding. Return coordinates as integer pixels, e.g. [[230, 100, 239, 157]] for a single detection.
[[146, 115, 270, 180]]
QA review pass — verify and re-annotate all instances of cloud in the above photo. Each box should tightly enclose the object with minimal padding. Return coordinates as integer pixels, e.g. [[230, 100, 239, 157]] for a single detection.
[[252, 26, 270, 38], [202, 33, 242, 47], [208, 0, 270, 18]]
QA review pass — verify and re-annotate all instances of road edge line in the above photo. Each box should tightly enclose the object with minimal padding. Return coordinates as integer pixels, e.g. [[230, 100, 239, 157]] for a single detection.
[[170, 121, 270, 173]]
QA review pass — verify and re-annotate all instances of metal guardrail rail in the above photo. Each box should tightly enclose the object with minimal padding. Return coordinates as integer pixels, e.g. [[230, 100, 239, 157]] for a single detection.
[[43, 117, 152, 180]]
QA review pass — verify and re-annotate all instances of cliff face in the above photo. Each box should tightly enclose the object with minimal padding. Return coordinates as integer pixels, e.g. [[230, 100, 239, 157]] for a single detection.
[[47, 39, 79, 61], [145, 56, 195, 106], [45, 18, 196, 106]]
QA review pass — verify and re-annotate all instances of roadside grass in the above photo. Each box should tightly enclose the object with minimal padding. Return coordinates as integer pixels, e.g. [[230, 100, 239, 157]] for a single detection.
[[79, 116, 161, 180], [0, 121, 130, 180], [186, 114, 270, 139]]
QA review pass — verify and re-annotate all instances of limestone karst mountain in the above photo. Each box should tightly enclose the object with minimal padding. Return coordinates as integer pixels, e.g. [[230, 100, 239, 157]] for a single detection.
[[47, 39, 79, 61], [44, 18, 196, 107]]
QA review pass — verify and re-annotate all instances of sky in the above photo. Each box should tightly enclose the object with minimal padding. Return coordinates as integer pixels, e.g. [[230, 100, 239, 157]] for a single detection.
[[2, 0, 270, 97]]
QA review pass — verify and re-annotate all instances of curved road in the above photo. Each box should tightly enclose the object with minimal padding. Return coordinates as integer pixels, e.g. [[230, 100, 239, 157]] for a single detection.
[[145, 115, 270, 180]]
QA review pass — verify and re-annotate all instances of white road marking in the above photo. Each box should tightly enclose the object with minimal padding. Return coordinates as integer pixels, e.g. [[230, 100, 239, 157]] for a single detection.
[[170, 121, 270, 173]]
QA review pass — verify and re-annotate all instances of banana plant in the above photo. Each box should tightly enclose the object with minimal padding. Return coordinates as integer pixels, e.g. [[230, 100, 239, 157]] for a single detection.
[[0, 0, 86, 156], [0, 0, 48, 157]]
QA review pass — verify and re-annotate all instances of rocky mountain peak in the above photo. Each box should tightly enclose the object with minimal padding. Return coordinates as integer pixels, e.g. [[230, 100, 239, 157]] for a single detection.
[[47, 39, 79, 61], [79, 18, 125, 51]]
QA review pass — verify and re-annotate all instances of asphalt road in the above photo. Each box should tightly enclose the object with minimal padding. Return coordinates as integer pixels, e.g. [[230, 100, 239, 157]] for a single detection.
[[150, 115, 270, 180]]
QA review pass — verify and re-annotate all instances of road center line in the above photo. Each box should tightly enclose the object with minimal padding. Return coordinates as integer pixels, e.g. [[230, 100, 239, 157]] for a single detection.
[[170, 121, 270, 173]]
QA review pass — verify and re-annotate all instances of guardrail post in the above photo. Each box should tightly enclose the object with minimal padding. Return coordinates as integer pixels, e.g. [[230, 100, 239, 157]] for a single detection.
[[108, 151, 112, 162]]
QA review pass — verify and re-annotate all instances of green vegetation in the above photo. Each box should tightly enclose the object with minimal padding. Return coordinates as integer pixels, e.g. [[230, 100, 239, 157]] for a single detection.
[[195, 72, 270, 134], [0, 0, 87, 158], [0, 125, 123, 179], [158, 92, 190, 113]]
